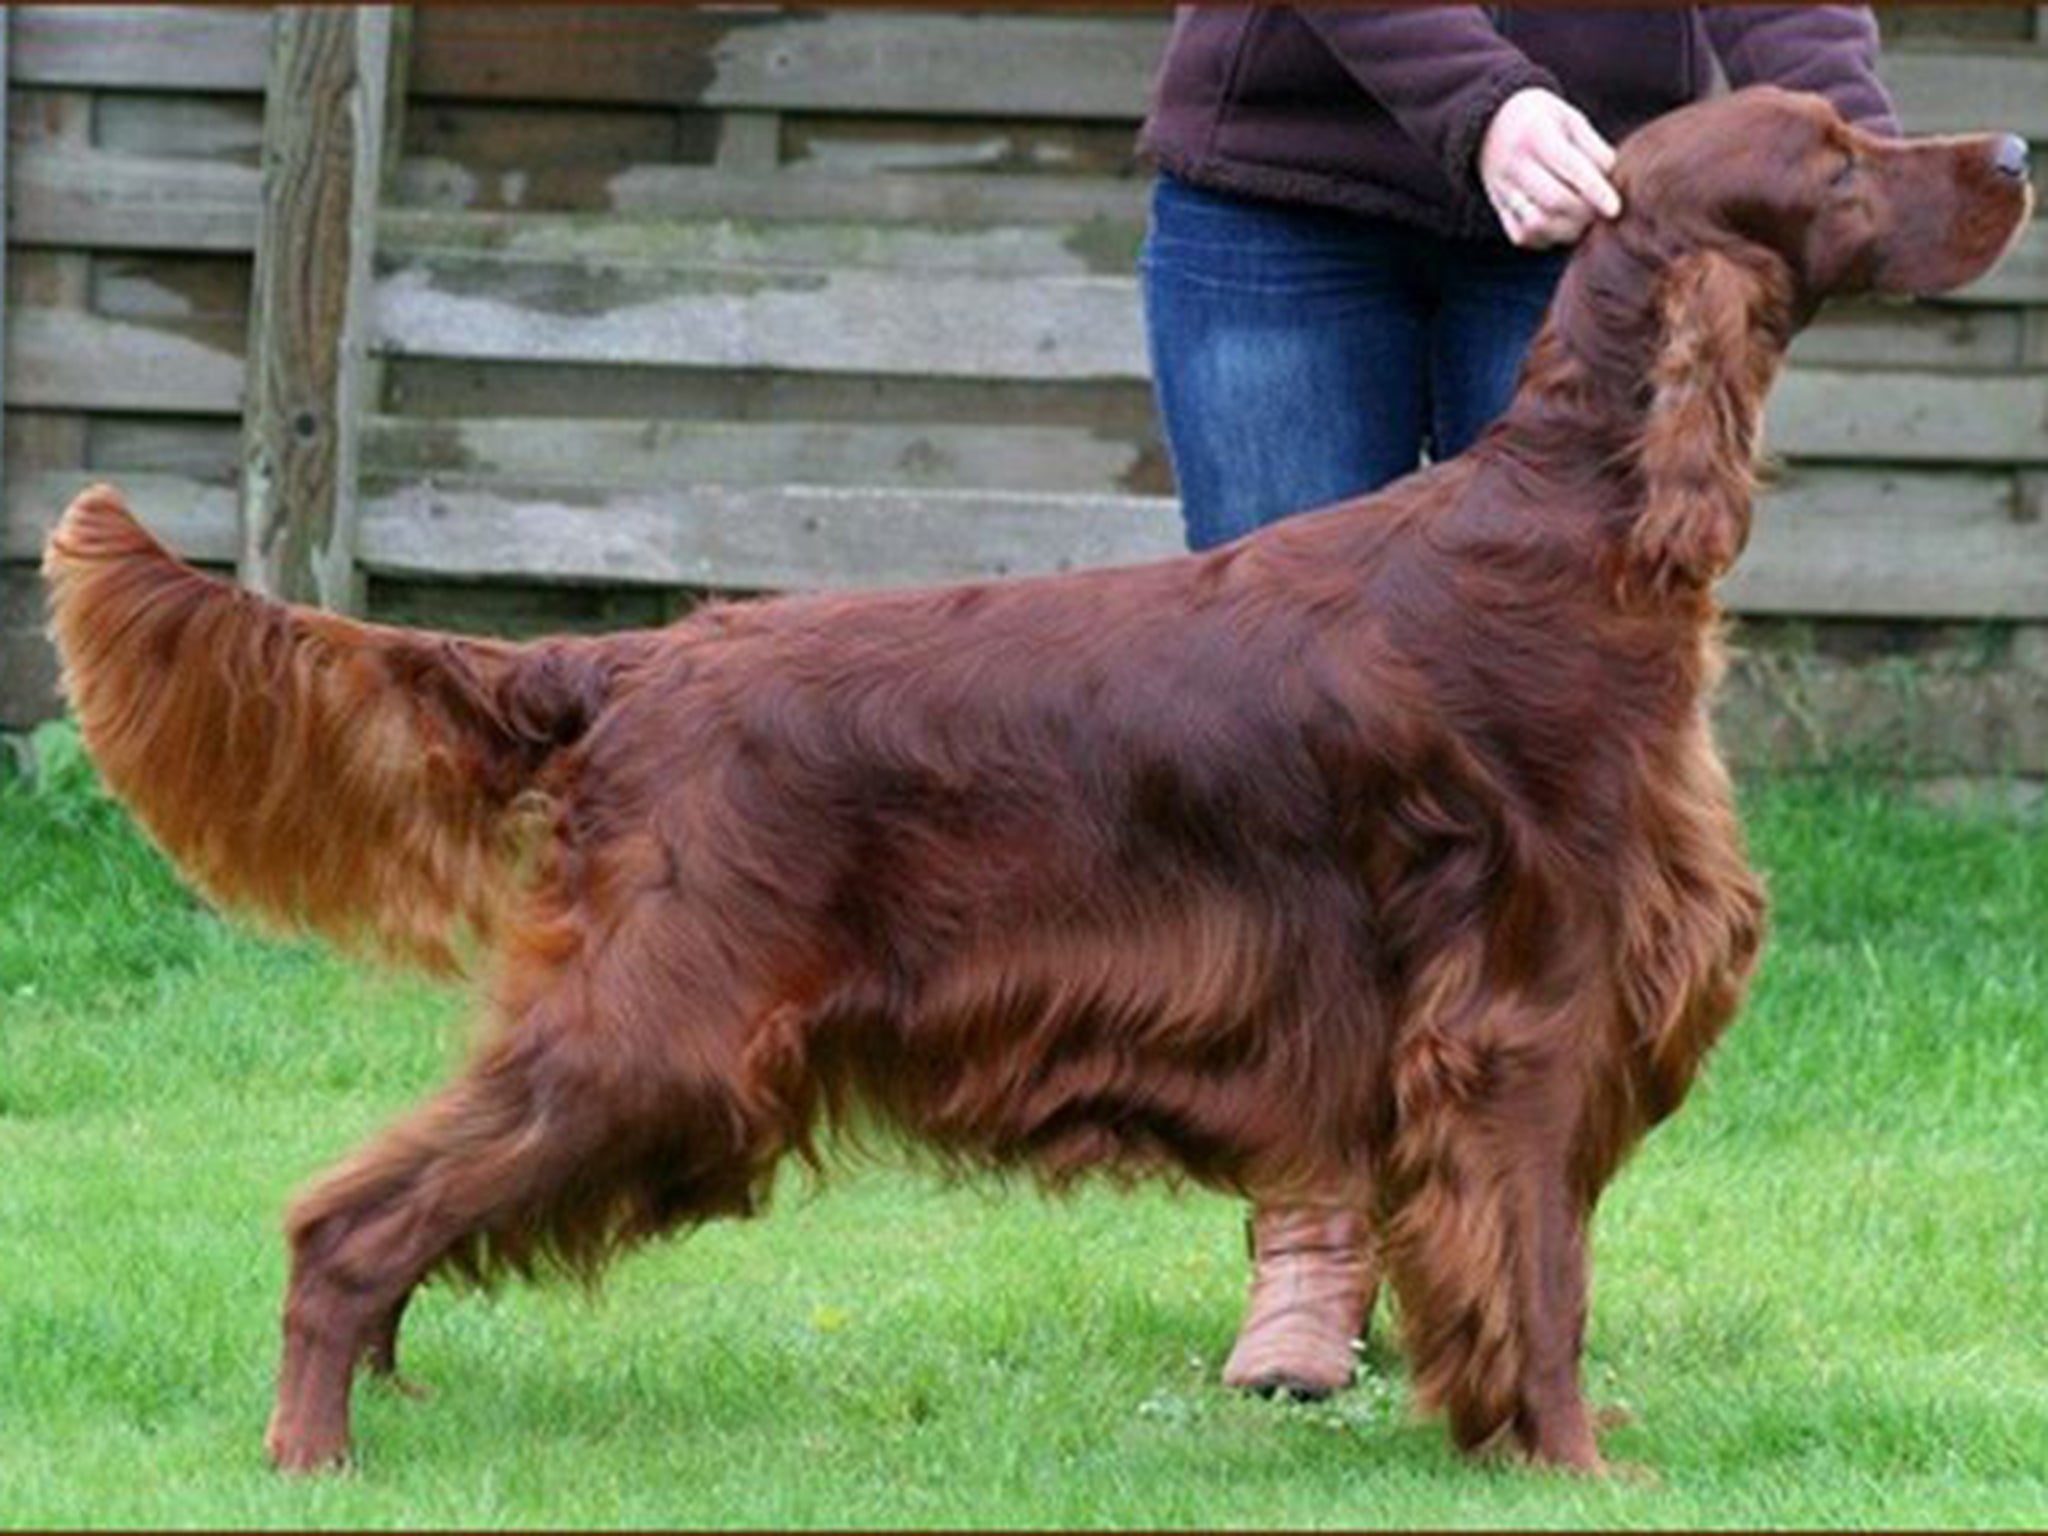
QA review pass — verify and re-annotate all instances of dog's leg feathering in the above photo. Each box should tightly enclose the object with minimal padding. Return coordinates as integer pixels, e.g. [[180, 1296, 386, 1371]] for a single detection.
[[1381, 960, 1605, 1472]]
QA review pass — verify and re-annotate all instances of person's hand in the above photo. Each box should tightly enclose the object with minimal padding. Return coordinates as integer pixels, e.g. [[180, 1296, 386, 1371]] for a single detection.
[[1479, 88, 1622, 249]]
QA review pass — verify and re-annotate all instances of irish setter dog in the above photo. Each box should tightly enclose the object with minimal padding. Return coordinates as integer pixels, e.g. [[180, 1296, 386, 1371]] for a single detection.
[[43, 91, 2030, 1474]]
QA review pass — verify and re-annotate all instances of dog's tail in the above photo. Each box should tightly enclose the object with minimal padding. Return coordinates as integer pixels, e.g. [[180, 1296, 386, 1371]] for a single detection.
[[43, 484, 626, 972]]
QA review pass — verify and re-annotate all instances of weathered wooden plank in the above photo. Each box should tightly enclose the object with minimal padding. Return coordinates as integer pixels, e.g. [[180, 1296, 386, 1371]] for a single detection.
[[780, 114, 1136, 179], [1734, 468, 2047, 617], [353, 467, 2048, 618], [407, 9, 1167, 120], [91, 255, 251, 325], [3, 470, 238, 564], [8, 146, 261, 251], [381, 7, 414, 190], [5, 245, 91, 310], [0, 570, 62, 729], [716, 110, 782, 176], [371, 256, 1144, 382], [240, 9, 392, 609], [377, 206, 1140, 277], [86, 418, 244, 480], [10, 7, 271, 92], [379, 357, 1163, 439], [402, 10, 2048, 137], [1881, 7, 2035, 42], [4, 92, 89, 500], [2026, 471, 2048, 535], [1881, 45, 2048, 137], [1769, 368, 2048, 464], [399, 155, 1148, 228], [357, 482, 1179, 590], [1790, 304, 2022, 371], [6, 308, 243, 414], [4, 411, 88, 484], [366, 576, 678, 638], [93, 93, 265, 160], [362, 414, 1160, 497], [0, 637, 61, 727], [6, 85, 90, 151], [397, 102, 716, 214]]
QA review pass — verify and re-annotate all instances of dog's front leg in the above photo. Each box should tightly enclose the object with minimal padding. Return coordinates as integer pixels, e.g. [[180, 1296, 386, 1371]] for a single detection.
[[1379, 988, 1605, 1472]]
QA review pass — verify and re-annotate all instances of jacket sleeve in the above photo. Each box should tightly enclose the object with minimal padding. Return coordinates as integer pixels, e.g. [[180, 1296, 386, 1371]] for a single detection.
[[1703, 6, 1901, 136], [1292, 7, 1561, 194]]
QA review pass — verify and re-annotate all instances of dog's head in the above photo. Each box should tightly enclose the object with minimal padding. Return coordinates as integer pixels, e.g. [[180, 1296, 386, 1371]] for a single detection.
[[1594, 89, 2032, 596], [1616, 86, 2031, 306]]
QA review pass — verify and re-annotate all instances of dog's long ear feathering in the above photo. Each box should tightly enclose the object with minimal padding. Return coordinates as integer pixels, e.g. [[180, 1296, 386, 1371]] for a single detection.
[[1627, 250, 1790, 600], [41, 485, 618, 972]]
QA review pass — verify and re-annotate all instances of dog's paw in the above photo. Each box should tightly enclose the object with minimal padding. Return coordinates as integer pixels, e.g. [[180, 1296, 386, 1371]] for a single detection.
[[264, 1419, 354, 1477]]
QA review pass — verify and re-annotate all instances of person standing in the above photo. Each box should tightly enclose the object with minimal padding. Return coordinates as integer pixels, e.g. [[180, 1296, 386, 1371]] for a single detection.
[[1136, 7, 1898, 1399]]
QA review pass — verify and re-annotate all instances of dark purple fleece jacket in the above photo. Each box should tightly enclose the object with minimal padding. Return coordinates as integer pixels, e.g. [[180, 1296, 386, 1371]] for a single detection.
[[1139, 7, 1900, 241]]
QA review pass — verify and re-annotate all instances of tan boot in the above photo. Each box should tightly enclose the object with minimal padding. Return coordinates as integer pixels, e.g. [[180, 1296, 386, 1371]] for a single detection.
[[1221, 1204, 1380, 1400]]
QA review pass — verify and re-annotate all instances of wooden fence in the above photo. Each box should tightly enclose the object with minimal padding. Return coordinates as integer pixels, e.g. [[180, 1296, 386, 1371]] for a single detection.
[[3, 5, 2046, 771]]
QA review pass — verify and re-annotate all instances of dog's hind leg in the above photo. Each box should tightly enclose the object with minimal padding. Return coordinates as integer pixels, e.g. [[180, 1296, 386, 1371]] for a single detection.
[[1380, 996, 1603, 1472], [264, 967, 766, 1473]]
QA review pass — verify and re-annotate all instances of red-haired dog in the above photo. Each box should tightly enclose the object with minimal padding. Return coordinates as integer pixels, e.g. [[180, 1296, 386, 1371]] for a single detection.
[[44, 91, 2031, 1473]]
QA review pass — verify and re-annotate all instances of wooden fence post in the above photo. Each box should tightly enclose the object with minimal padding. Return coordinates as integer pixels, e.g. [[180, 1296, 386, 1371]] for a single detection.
[[239, 7, 394, 609]]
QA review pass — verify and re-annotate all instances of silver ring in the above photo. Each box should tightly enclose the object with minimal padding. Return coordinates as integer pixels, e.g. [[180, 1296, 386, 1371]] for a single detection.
[[1506, 191, 1536, 220]]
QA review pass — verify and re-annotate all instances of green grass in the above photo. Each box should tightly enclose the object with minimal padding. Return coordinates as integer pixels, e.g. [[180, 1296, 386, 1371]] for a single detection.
[[2, 726, 2044, 1528]]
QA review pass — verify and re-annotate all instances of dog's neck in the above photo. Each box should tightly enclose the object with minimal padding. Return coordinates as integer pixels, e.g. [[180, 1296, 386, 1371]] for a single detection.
[[1485, 228, 1794, 492]]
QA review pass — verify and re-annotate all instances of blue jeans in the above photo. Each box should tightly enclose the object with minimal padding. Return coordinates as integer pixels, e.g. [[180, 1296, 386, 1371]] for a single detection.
[[1140, 173, 1569, 551]]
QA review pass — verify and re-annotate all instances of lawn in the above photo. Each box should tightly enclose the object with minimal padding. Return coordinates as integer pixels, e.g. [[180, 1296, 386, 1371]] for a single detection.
[[1, 726, 2044, 1529]]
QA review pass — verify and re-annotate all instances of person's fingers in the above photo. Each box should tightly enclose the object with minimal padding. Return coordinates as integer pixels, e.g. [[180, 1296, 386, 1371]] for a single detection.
[[1491, 177, 1561, 247], [1494, 163, 1590, 248], [1495, 190, 1578, 249], [1554, 110, 1623, 219], [1503, 158, 1580, 223], [1489, 179, 1542, 246], [1514, 209, 1585, 249], [1559, 107, 1618, 173], [1492, 195, 1530, 246], [1480, 89, 1621, 244], [1542, 135, 1623, 221]]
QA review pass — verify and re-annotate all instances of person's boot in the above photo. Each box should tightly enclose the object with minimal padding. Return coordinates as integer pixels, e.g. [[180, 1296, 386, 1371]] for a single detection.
[[1221, 1204, 1380, 1400]]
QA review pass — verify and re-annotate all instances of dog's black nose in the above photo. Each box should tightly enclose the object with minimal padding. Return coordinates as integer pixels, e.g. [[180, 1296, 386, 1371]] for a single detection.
[[1992, 135, 2030, 181]]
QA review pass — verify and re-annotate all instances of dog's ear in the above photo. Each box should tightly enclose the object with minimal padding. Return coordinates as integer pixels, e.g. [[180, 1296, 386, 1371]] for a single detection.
[[1628, 250, 1788, 599]]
